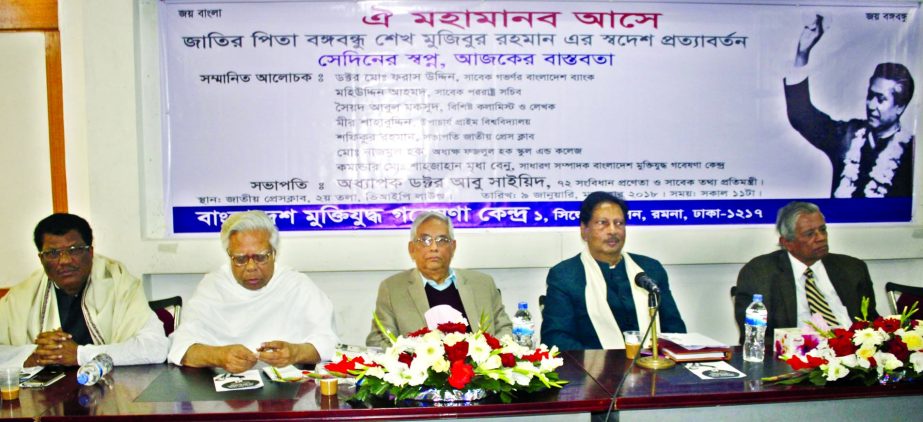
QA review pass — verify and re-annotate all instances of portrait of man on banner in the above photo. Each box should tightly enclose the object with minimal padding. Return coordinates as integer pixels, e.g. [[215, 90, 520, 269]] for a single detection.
[[784, 14, 915, 198]]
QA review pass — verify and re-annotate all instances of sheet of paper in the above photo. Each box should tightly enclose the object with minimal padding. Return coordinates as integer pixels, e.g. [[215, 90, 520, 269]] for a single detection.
[[661, 332, 728, 349], [683, 361, 746, 380], [262, 365, 313, 383], [213, 369, 263, 391], [424, 304, 467, 329]]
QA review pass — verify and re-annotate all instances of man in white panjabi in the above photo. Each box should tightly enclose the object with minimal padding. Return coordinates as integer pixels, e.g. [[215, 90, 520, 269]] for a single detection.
[[168, 211, 338, 373], [0, 213, 167, 367]]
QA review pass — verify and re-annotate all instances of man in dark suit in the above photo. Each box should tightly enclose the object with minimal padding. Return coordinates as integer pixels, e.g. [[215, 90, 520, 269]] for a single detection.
[[541, 192, 686, 351], [366, 212, 512, 348], [734, 202, 877, 343]]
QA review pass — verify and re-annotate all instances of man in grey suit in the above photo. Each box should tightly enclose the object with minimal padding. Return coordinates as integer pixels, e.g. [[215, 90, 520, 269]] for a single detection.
[[366, 212, 513, 348], [734, 202, 878, 344]]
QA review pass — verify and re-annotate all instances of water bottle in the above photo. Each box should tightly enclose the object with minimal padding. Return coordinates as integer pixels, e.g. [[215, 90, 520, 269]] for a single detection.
[[512, 301, 535, 349], [77, 353, 114, 386], [743, 294, 768, 362]]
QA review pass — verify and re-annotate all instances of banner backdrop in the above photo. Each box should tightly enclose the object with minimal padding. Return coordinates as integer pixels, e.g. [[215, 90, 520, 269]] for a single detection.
[[159, 1, 919, 233]]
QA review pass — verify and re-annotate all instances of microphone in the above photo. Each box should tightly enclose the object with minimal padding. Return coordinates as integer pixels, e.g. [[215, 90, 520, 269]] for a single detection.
[[634, 272, 660, 294]]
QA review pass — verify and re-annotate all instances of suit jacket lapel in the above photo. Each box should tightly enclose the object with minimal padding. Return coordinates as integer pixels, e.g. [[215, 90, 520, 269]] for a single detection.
[[455, 272, 479, 327], [775, 250, 798, 327], [407, 269, 432, 322], [823, 255, 857, 316]]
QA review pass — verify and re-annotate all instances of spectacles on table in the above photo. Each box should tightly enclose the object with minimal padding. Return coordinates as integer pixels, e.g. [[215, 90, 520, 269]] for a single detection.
[[39, 245, 91, 261], [229, 251, 274, 266], [413, 235, 453, 247]]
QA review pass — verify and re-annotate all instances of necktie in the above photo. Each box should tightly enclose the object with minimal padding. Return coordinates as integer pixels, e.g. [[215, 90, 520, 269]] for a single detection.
[[804, 268, 839, 327]]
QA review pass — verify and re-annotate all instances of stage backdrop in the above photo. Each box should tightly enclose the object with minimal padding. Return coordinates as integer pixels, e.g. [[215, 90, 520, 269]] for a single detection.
[[158, 0, 919, 234]]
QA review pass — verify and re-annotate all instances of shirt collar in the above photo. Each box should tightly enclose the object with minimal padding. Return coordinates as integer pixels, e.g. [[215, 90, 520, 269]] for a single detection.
[[422, 269, 456, 291]]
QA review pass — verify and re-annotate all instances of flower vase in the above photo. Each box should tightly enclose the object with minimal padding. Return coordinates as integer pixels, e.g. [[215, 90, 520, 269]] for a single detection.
[[413, 388, 488, 402], [879, 370, 912, 385]]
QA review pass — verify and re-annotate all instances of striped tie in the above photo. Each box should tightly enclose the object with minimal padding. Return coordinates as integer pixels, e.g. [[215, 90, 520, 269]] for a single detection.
[[804, 268, 839, 327]]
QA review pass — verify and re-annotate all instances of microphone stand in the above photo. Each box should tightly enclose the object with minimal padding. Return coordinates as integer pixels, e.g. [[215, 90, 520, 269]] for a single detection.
[[636, 291, 675, 370]]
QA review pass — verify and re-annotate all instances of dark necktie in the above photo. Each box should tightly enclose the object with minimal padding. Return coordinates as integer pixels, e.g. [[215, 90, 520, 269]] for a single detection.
[[804, 268, 839, 327]]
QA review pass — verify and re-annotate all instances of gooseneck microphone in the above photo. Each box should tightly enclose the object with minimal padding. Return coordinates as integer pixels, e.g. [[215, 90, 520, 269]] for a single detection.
[[634, 272, 660, 294]]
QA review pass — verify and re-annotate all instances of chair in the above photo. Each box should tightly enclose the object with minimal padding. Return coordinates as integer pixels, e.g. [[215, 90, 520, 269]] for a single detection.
[[884, 282, 923, 318], [149, 296, 183, 336]]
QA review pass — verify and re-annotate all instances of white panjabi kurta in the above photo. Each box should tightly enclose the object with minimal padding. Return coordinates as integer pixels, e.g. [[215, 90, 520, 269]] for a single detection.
[[167, 265, 338, 365]]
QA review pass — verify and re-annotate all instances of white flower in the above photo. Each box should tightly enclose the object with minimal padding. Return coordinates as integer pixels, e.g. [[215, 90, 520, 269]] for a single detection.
[[431, 357, 450, 374], [407, 359, 430, 386], [468, 336, 492, 364], [383, 369, 409, 387], [364, 366, 386, 379], [852, 328, 887, 349], [539, 356, 564, 372], [823, 359, 850, 382], [910, 351, 923, 373], [855, 345, 876, 361], [481, 354, 503, 371], [413, 337, 445, 367], [876, 352, 904, 372], [899, 330, 923, 352], [443, 332, 467, 346]]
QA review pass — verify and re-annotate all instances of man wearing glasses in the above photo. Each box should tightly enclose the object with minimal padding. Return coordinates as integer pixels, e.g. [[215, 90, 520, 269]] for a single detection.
[[541, 192, 686, 350], [168, 211, 337, 373], [366, 212, 512, 348], [0, 213, 168, 367]]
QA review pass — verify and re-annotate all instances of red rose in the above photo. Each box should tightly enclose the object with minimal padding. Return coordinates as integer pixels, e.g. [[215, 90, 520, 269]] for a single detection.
[[447, 360, 475, 389], [437, 322, 468, 334], [873, 317, 901, 333], [828, 329, 856, 356], [500, 353, 516, 368], [911, 320, 920, 329], [849, 320, 870, 331], [868, 356, 877, 368], [484, 333, 501, 350], [522, 350, 550, 363], [887, 338, 910, 361], [786, 355, 826, 370], [398, 352, 415, 367], [444, 341, 469, 362], [407, 327, 431, 337]]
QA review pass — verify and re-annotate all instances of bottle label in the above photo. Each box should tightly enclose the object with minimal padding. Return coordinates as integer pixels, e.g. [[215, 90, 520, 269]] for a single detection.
[[745, 316, 767, 327], [512, 326, 534, 336]]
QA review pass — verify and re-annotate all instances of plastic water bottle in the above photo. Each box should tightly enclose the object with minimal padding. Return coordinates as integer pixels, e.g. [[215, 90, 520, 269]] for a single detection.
[[77, 353, 113, 386], [743, 294, 768, 362], [512, 301, 535, 349]]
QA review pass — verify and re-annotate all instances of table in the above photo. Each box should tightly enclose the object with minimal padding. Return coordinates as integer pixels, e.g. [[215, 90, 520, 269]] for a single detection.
[[568, 348, 923, 421], [11, 353, 610, 421], [4, 348, 922, 421]]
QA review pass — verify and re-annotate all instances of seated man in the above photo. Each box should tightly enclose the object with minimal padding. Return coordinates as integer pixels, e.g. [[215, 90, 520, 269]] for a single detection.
[[734, 201, 877, 343], [541, 192, 686, 350], [0, 214, 167, 367], [168, 211, 338, 373], [366, 212, 512, 348]]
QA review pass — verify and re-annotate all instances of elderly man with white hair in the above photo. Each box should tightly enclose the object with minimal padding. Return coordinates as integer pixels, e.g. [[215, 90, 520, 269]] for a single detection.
[[366, 212, 512, 348], [168, 211, 338, 373]]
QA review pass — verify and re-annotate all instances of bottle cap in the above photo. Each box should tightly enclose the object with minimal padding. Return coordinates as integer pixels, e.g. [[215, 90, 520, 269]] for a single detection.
[[77, 373, 89, 385], [753, 294, 763, 302], [517, 301, 528, 310]]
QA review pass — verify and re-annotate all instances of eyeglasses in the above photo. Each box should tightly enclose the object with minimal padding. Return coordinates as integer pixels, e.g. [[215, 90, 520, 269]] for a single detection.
[[39, 245, 91, 261], [229, 251, 274, 267], [413, 235, 453, 248]]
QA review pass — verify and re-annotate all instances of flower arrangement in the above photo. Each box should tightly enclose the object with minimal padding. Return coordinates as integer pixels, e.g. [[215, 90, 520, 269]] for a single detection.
[[327, 314, 567, 403], [773, 298, 922, 386]]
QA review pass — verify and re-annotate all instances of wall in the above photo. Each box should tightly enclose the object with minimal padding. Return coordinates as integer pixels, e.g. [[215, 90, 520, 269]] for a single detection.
[[1, 1, 922, 348]]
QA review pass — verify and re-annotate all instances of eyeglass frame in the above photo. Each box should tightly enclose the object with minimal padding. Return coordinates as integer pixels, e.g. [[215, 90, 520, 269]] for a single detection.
[[412, 235, 454, 248], [227, 250, 275, 267], [38, 245, 92, 261]]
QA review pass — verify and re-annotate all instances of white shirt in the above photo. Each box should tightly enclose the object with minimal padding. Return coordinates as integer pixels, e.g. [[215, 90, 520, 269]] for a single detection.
[[168, 265, 339, 365], [788, 253, 852, 328], [0, 312, 167, 368]]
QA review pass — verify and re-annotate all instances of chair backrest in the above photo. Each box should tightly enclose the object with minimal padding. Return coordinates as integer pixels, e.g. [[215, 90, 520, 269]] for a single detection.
[[149, 296, 183, 336], [885, 282, 923, 318]]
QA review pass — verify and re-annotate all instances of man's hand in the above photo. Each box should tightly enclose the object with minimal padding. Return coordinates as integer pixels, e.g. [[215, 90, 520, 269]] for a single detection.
[[795, 14, 825, 67], [218, 344, 259, 373], [257, 341, 320, 367], [28, 329, 79, 366]]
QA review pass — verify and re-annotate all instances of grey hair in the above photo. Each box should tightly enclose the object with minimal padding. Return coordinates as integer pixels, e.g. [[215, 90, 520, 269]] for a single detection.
[[220, 211, 280, 252], [776, 201, 822, 242], [409, 211, 455, 240]]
